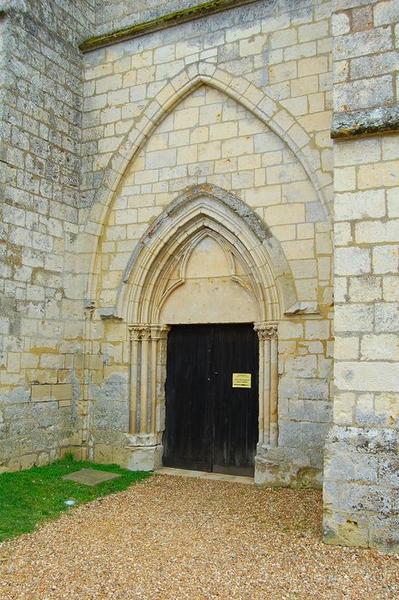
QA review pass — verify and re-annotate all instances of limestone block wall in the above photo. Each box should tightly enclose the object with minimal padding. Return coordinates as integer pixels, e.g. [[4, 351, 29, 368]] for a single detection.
[[79, 0, 334, 483], [94, 0, 206, 36], [323, 0, 399, 553], [331, 0, 399, 136], [0, 0, 95, 470], [81, 0, 333, 207], [1, 0, 398, 555]]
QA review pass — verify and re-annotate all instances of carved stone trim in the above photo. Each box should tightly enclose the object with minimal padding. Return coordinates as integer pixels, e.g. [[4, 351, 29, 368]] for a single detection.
[[118, 185, 298, 324], [129, 324, 170, 340], [331, 105, 399, 139], [150, 325, 171, 340], [140, 327, 151, 342], [129, 325, 143, 342], [254, 321, 278, 340], [79, 0, 261, 53], [123, 184, 274, 288]]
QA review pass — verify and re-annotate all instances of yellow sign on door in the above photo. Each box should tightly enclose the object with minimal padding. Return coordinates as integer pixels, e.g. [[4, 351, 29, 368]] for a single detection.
[[232, 373, 252, 388]]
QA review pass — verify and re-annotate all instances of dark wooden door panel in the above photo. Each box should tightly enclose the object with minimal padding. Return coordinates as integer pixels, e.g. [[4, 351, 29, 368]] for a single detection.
[[163, 326, 212, 471], [163, 324, 258, 475], [212, 324, 258, 476]]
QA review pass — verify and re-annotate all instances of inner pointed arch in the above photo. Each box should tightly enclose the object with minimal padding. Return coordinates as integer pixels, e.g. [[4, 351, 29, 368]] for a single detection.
[[115, 184, 297, 325]]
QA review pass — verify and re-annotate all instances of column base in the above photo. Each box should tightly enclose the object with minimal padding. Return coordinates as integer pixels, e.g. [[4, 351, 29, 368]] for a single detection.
[[124, 433, 163, 471], [255, 444, 322, 487], [255, 445, 292, 486]]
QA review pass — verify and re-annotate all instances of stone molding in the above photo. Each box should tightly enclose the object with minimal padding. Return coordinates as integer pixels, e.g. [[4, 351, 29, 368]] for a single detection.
[[79, 0, 261, 52], [331, 105, 399, 140], [285, 301, 320, 315], [84, 63, 329, 231], [124, 183, 273, 283], [117, 185, 297, 324], [122, 183, 273, 292]]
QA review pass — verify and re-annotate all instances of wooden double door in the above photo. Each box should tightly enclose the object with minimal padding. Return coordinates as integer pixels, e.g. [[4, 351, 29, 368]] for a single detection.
[[163, 324, 259, 476]]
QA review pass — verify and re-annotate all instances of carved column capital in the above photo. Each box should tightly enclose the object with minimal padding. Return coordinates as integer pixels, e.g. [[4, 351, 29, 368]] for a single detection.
[[254, 321, 278, 340], [140, 326, 152, 342], [129, 325, 142, 342], [150, 324, 171, 341], [129, 324, 170, 341]]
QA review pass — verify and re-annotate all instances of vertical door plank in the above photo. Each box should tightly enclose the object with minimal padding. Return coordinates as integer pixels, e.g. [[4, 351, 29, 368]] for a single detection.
[[212, 324, 258, 476], [163, 325, 212, 471]]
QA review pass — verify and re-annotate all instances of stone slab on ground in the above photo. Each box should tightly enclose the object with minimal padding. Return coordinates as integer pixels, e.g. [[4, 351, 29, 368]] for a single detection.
[[155, 466, 254, 484], [62, 468, 121, 486]]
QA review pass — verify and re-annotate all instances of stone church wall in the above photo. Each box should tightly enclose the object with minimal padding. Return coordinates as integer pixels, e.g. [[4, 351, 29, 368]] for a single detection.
[[0, 0, 398, 553], [323, 0, 399, 553], [0, 0, 95, 470], [80, 0, 334, 483], [94, 0, 206, 37]]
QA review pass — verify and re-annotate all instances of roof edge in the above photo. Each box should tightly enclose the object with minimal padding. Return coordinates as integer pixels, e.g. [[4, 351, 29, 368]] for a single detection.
[[80, 0, 261, 53]]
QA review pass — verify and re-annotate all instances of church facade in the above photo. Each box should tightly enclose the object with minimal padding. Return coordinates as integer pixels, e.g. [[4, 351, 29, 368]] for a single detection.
[[0, 0, 398, 552]]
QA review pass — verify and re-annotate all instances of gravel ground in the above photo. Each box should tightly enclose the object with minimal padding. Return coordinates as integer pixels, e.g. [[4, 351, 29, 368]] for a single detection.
[[0, 475, 398, 599]]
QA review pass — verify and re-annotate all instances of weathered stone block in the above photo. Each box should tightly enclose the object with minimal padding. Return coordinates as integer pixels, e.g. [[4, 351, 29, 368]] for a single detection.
[[375, 302, 399, 332], [374, 1, 399, 26], [361, 334, 399, 361], [373, 244, 399, 274], [335, 189, 386, 221], [348, 275, 382, 302], [334, 304, 373, 332], [335, 247, 370, 275], [92, 375, 129, 431], [335, 361, 399, 392]]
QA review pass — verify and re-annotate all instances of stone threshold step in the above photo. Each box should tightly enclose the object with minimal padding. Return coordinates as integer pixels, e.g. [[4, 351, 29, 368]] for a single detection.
[[155, 467, 253, 484]]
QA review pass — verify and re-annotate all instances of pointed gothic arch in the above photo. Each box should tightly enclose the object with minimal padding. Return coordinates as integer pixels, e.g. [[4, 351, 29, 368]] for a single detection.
[[117, 184, 297, 323], [121, 185, 295, 472], [83, 61, 330, 306], [83, 64, 330, 475]]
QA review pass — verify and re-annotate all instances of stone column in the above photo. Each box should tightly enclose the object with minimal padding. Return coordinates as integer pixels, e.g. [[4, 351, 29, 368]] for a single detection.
[[254, 321, 279, 448], [269, 329, 279, 447], [80, 303, 96, 461], [150, 326, 159, 434], [126, 323, 170, 470], [139, 326, 151, 434], [128, 325, 142, 434], [152, 325, 170, 434]]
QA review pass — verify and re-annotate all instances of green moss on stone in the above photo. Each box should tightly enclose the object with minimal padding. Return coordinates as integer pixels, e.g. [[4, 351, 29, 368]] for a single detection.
[[80, 0, 256, 52], [331, 105, 399, 139]]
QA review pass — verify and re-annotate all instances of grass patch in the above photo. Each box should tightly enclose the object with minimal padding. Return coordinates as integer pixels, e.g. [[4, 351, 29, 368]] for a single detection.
[[0, 456, 151, 543]]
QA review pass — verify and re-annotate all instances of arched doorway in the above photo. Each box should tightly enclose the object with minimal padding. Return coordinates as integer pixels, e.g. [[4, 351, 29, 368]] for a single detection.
[[163, 322, 259, 475], [118, 184, 296, 476]]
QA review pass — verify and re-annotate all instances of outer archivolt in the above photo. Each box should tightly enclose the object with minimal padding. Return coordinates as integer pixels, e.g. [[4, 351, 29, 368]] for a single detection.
[[114, 184, 297, 325]]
